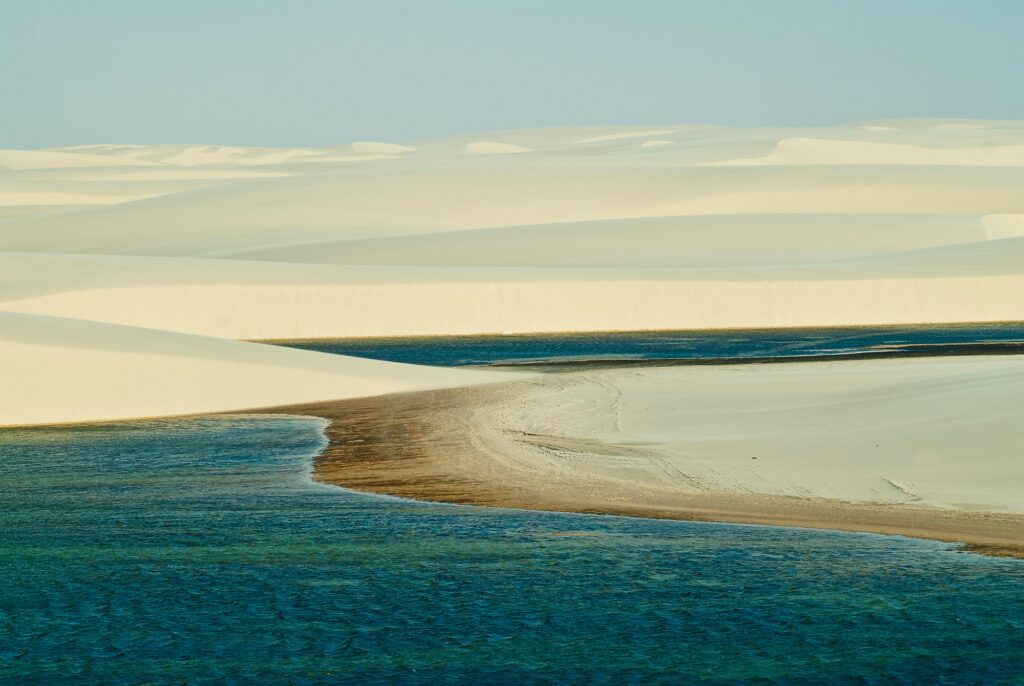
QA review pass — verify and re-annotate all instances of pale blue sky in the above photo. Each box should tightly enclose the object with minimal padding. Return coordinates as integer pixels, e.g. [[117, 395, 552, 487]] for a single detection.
[[2, 0, 1022, 148]]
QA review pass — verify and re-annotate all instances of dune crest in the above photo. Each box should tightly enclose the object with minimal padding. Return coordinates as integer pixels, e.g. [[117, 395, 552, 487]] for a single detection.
[[0, 148, 158, 170], [579, 129, 677, 143], [463, 141, 530, 154], [711, 137, 1024, 166], [351, 141, 417, 154], [984, 214, 1024, 240]]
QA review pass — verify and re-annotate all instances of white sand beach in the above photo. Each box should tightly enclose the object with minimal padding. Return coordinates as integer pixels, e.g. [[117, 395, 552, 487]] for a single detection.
[[302, 355, 1024, 553], [470, 357, 1024, 514]]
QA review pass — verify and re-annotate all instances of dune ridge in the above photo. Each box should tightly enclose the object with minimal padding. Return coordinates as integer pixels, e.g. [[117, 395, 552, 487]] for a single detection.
[[710, 137, 1024, 166]]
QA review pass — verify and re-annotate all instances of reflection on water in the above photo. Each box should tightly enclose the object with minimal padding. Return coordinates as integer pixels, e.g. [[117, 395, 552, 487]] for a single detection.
[[2, 417, 1022, 684], [278, 323, 1024, 367]]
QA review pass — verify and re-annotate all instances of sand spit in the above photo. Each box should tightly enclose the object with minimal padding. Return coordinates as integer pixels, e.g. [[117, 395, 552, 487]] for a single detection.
[[259, 356, 1024, 559]]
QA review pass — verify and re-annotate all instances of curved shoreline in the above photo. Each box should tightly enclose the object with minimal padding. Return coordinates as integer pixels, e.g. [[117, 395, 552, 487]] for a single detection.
[[255, 377, 1024, 560]]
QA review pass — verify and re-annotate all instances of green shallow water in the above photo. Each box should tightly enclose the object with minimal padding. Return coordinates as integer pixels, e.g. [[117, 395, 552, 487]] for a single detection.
[[1, 416, 1023, 685]]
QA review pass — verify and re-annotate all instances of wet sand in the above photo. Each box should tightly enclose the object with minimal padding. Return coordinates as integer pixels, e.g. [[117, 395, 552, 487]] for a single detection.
[[257, 378, 1024, 559]]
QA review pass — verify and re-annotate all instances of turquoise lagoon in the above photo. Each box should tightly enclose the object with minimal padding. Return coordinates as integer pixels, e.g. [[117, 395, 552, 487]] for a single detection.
[[2, 415, 1022, 684]]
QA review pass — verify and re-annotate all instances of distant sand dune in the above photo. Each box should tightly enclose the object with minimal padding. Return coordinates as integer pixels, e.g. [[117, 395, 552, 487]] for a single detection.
[[579, 129, 677, 143], [0, 148, 158, 170], [224, 213, 989, 268], [1, 119, 1023, 422], [351, 141, 416, 154], [984, 214, 1024, 240], [0, 251, 1020, 339], [463, 141, 530, 155], [712, 137, 1024, 166], [3, 165, 1022, 256]]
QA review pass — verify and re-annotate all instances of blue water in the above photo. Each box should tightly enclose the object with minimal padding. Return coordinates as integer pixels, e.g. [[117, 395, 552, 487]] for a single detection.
[[2, 416, 1022, 684], [278, 323, 1024, 367]]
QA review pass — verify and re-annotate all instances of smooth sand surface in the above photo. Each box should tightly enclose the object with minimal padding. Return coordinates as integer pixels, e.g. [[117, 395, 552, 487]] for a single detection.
[[0, 250, 1021, 339], [474, 358, 1024, 513], [295, 356, 1024, 557], [1, 121, 1022, 341], [0, 311, 513, 426]]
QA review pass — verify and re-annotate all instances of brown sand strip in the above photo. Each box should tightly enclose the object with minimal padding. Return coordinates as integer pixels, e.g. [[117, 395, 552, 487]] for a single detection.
[[254, 382, 1024, 559]]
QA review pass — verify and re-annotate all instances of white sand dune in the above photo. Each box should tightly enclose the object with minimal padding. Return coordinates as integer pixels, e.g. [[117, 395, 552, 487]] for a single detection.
[[3, 164, 1022, 257], [83, 169, 294, 181], [0, 191, 157, 207], [473, 357, 1024, 512], [579, 129, 677, 143], [0, 245, 1020, 339], [351, 141, 416, 154], [51, 143, 325, 167], [984, 214, 1024, 239], [463, 141, 531, 155], [1, 120, 1023, 425], [0, 148, 158, 170], [0, 311, 511, 426], [231, 214, 994, 268], [0, 173, 234, 208], [712, 137, 1024, 166], [0, 206, 98, 222]]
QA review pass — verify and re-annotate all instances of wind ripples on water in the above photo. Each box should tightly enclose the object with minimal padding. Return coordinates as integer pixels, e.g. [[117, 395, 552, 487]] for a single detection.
[[1, 416, 1023, 684]]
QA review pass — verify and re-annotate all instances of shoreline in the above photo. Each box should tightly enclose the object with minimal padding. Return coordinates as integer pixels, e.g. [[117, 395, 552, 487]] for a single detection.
[[487, 343, 1024, 369], [255, 319, 1024, 345], [256, 377, 1024, 560]]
